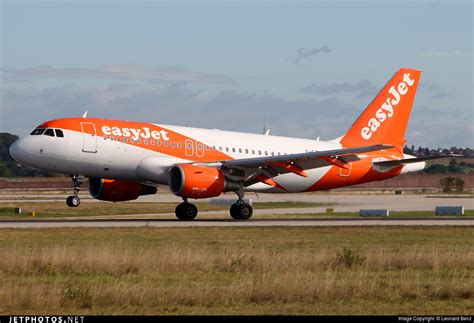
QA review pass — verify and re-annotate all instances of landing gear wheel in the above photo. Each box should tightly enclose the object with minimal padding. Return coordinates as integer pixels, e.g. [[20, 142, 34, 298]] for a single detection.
[[175, 202, 198, 220], [230, 203, 253, 220], [66, 174, 84, 208], [66, 196, 80, 207]]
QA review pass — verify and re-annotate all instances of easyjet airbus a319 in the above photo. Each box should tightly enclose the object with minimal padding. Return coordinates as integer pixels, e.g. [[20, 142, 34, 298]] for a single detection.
[[9, 68, 446, 220]]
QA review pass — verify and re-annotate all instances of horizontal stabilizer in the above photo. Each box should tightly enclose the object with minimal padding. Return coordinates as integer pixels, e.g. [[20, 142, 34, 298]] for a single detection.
[[373, 155, 462, 167]]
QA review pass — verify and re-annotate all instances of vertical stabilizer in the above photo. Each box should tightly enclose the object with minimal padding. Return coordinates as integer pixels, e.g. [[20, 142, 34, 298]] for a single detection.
[[339, 68, 421, 151]]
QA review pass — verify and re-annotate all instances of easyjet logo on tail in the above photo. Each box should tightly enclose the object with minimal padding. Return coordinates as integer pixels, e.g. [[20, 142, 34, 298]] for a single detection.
[[361, 73, 415, 140], [102, 126, 170, 141]]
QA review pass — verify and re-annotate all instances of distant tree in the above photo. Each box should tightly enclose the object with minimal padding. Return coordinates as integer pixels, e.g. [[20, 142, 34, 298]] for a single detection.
[[440, 177, 455, 192], [403, 145, 413, 154], [417, 146, 424, 156], [424, 164, 464, 174], [454, 177, 465, 192]]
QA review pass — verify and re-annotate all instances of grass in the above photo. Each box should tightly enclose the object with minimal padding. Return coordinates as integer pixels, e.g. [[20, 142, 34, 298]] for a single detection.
[[1, 205, 472, 220], [0, 201, 332, 219], [0, 226, 472, 315], [253, 201, 332, 209], [0, 202, 225, 218]]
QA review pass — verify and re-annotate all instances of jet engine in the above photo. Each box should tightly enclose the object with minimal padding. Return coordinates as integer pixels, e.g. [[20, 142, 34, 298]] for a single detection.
[[169, 164, 238, 199], [89, 178, 157, 202]]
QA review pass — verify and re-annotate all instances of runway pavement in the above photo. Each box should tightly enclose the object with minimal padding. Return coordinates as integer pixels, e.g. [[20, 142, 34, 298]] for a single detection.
[[0, 217, 473, 228]]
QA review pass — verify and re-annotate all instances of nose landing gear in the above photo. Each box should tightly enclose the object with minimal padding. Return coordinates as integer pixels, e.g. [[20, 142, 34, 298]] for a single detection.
[[66, 175, 83, 207]]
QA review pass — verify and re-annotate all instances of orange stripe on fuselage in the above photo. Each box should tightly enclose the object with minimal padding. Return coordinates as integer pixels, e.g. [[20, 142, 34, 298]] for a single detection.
[[38, 118, 233, 162], [304, 150, 403, 192]]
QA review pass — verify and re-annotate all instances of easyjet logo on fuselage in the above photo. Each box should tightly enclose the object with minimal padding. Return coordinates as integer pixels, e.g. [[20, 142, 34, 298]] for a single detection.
[[361, 73, 415, 140], [102, 126, 170, 141]]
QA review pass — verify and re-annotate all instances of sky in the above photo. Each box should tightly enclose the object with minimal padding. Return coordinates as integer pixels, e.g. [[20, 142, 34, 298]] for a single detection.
[[0, 0, 472, 148]]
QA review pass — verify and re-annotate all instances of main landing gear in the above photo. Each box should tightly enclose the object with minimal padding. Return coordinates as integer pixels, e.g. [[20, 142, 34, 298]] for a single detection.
[[175, 199, 198, 220], [229, 190, 253, 220], [66, 175, 83, 207], [174, 191, 253, 221]]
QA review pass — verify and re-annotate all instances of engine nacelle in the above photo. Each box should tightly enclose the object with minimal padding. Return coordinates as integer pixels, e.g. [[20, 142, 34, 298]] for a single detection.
[[169, 164, 236, 199], [89, 178, 157, 202]]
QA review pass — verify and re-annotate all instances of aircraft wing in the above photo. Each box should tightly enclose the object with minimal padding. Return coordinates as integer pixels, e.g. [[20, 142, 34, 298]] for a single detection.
[[194, 144, 394, 188], [221, 144, 393, 168]]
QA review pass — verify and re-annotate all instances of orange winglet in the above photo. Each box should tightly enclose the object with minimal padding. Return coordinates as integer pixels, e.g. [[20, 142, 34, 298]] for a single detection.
[[320, 156, 350, 170], [256, 174, 286, 191], [270, 162, 308, 177]]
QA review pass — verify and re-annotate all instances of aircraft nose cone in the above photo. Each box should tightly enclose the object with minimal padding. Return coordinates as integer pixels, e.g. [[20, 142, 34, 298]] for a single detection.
[[9, 140, 20, 162], [9, 138, 28, 165]]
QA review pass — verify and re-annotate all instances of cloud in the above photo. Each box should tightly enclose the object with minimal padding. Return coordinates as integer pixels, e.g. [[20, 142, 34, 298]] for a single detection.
[[0, 83, 356, 141], [419, 50, 465, 57], [292, 46, 331, 63], [301, 79, 378, 98], [0, 65, 236, 85], [1, 83, 471, 147], [419, 82, 451, 99]]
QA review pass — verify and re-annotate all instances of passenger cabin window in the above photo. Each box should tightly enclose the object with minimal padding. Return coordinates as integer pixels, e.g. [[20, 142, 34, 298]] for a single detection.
[[31, 128, 45, 135], [44, 129, 55, 137]]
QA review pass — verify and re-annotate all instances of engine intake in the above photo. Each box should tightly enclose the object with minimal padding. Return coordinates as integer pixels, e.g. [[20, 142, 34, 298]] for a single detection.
[[169, 164, 238, 199], [89, 178, 157, 202]]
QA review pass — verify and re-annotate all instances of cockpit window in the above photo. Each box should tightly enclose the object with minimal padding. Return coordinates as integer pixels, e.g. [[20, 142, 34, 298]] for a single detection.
[[31, 128, 45, 135], [55, 129, 64, 137], [44, 129, 55, 137]]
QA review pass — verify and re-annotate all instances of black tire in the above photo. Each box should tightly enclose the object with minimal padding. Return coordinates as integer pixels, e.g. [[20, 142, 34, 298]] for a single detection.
[[229, 203, 253, 220], [175, 203, 198, 220], [66, 196, 73, 207], [230, 203, 240, 220], [66, 196, 80, 207]]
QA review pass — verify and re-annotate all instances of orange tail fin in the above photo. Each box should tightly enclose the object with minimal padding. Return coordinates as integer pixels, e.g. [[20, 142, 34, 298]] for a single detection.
[[339, 68, 421, 151]]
